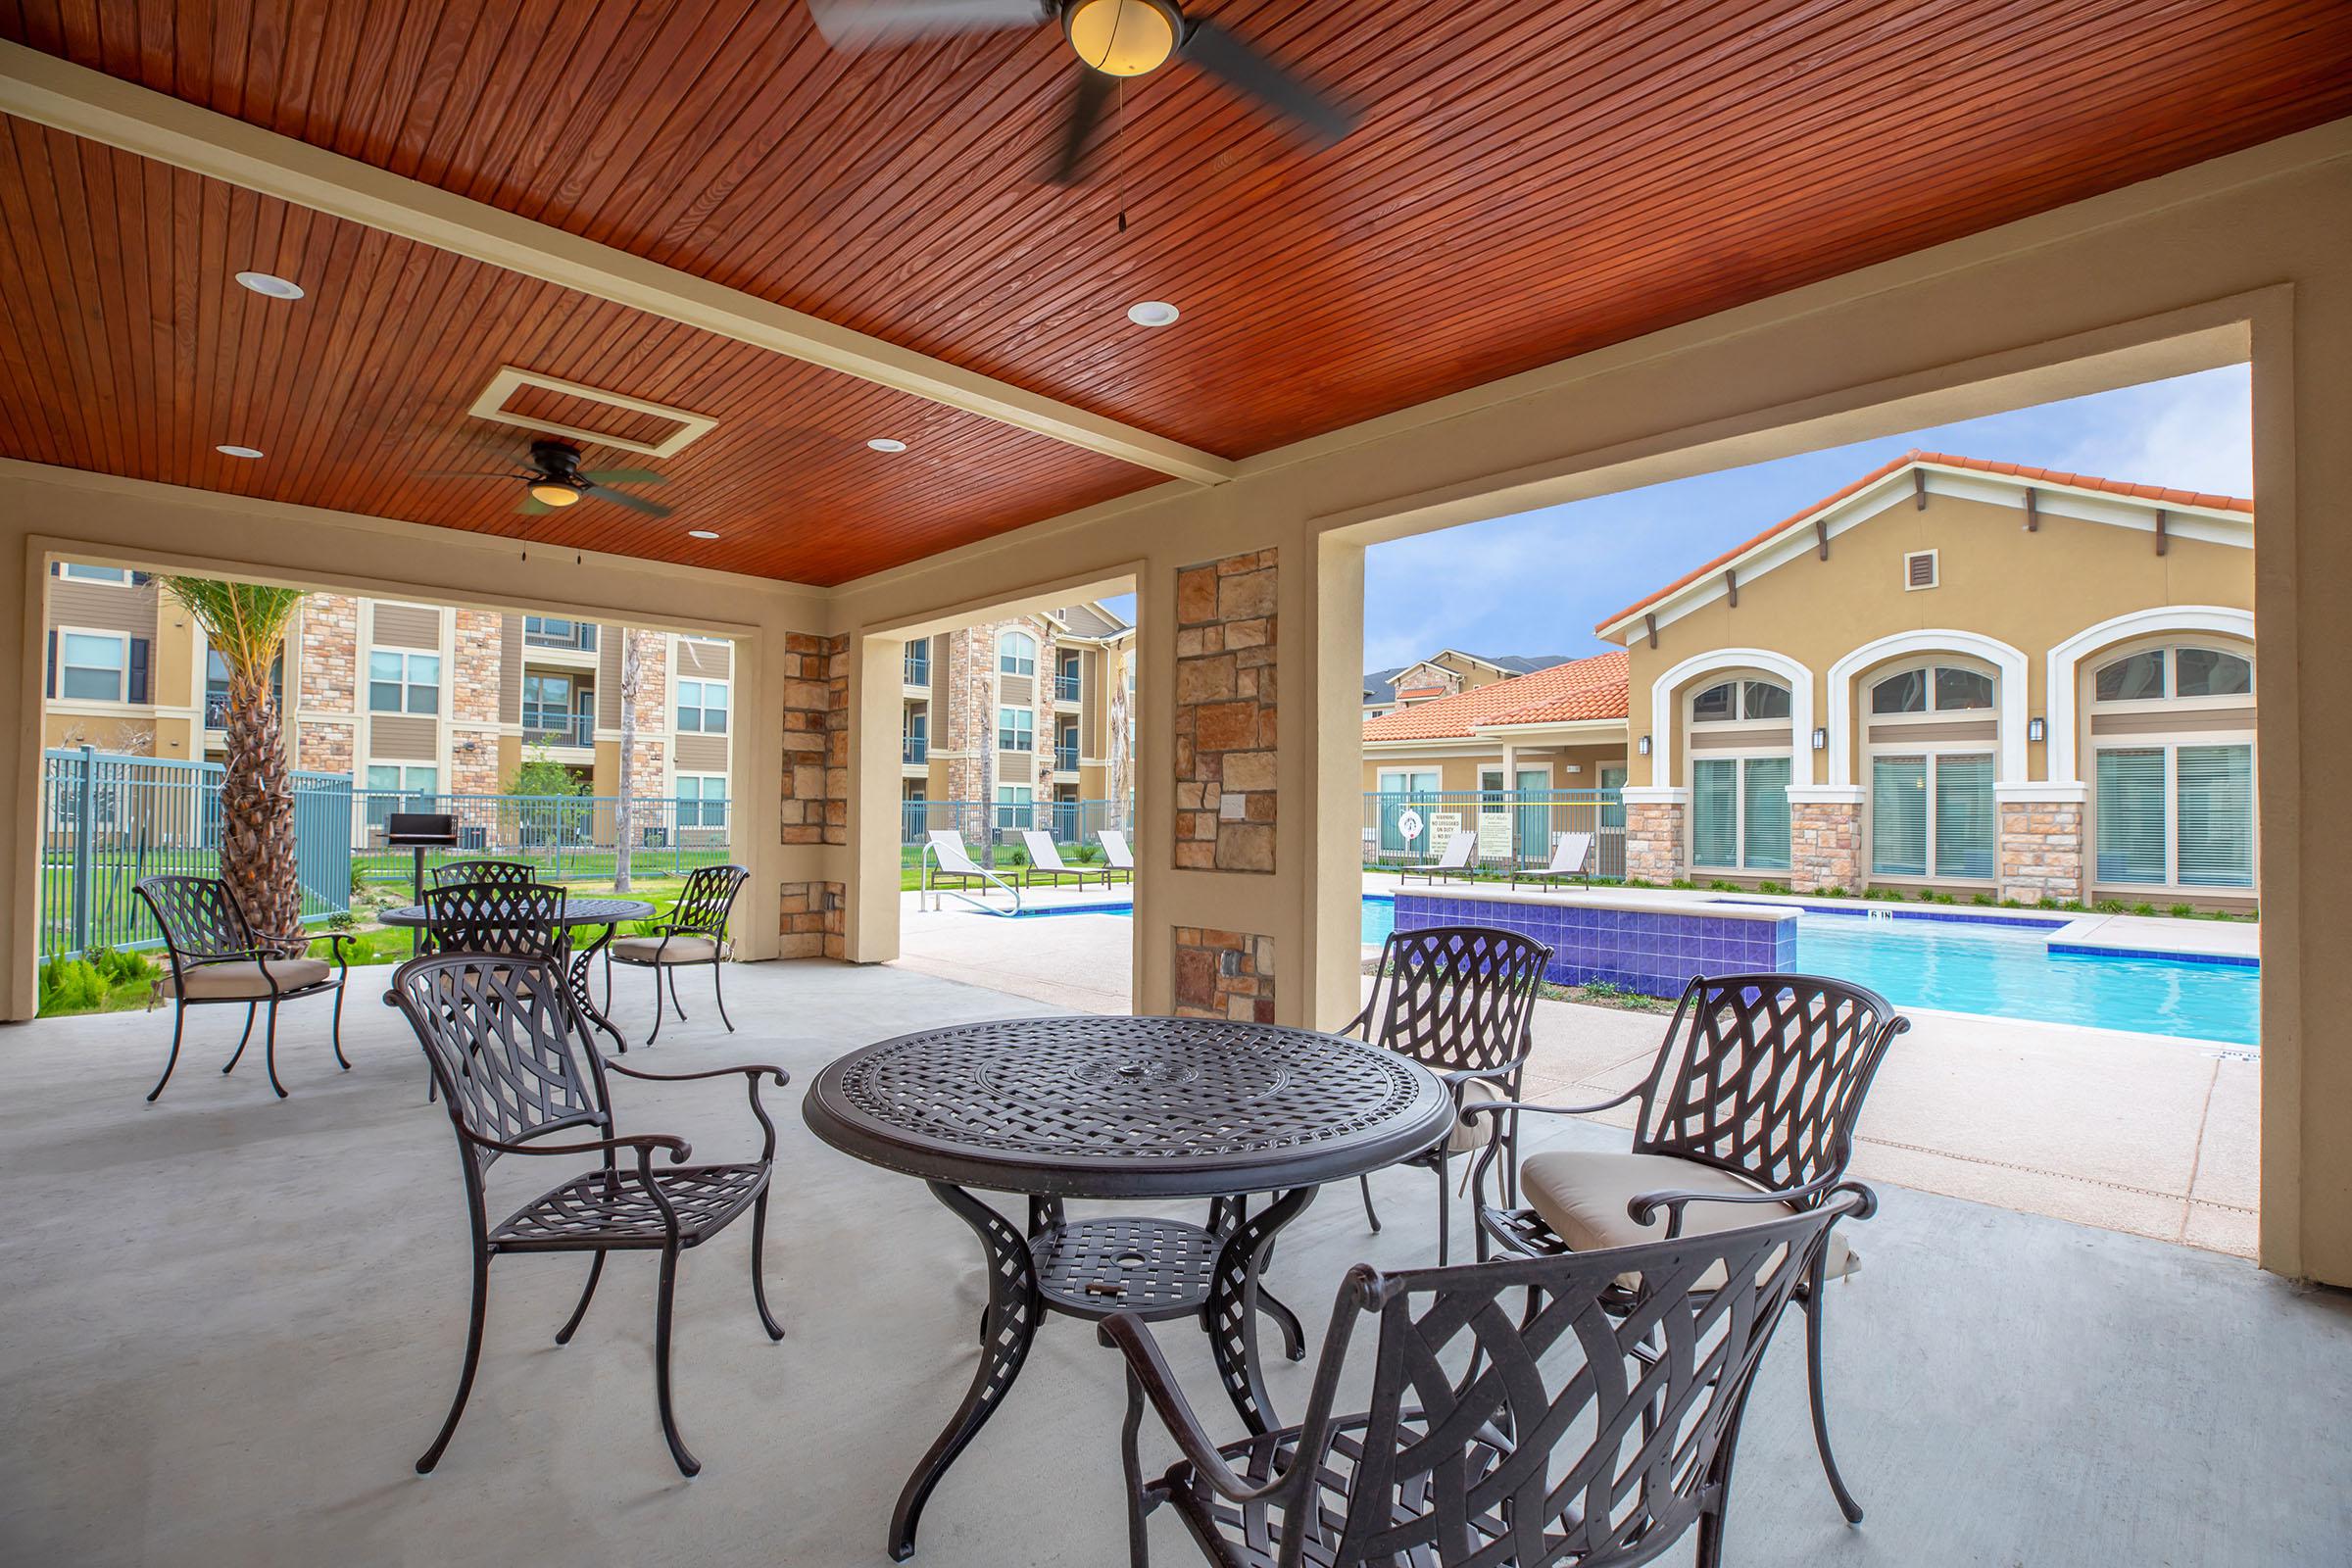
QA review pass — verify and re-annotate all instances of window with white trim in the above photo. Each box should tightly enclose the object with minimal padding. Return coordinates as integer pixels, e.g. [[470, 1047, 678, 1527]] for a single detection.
[[995, 784, 1034, 830], [677, 677, 729, 734], [998, 706, 1033, 752], [61, 563, 131, 584], [2089, 642, 2254, 889], [1685, 676, 1792, 871], [675, 773, 727, 829], [1863, 659, 1996, 879], [368, 649, 441, 713], [998, 630, 1037, 676], [58, 631, 130, 702]]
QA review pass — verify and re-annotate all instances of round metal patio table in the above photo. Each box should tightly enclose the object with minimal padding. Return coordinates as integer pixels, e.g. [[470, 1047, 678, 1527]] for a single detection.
[[802, 1014, 1453, 1561], [380, 897, 655, 1054]]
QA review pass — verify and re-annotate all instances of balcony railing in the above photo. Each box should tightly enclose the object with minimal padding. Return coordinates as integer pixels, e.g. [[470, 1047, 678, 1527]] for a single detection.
[[203, 688, 282, 730], [1054, 673, 1081, 702], [903, 734, 928, 764], [522, 712, 595, 747], [904, 650, 930, 686], [523, 618, 597, 652], [1054, 747, 1079, 772]]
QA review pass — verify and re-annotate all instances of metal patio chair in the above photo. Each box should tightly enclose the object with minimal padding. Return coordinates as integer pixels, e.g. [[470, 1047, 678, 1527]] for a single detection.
[[389, 953, 788, 1477], [1102, 1186, 1874, 1568], [416, 880, 569, 1101], [604, 862, 749, 1046], [1467, 972, 1908, 1525], [134, 874, 354, 1102], [1339, 925, 1551, 1263], [428, 858, 539, 890]]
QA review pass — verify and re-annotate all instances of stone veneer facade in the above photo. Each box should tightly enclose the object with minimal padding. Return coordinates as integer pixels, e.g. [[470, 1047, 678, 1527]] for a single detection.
[[1997, 795, 2087, 906], [1622, 797, 1685, 883], [1172, 928, 1277, 1022], [1788, 800, 1862, 892], [778, 633, 848, 847], [939, 627, 994, 807], [449, 609, 505, 795], [1172, 549, 1278, 873], [778, 879, 847, 960]]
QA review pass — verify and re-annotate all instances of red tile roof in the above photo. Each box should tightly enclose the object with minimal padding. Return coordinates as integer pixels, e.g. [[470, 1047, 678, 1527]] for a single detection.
[[1394, 685, 1446, 700], [1593, 451, 2254, 635], [1363, 651, 1629, 741]]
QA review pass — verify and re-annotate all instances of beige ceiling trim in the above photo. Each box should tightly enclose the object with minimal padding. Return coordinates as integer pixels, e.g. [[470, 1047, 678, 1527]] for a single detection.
[[0, 42, 1235, 487], [468, 368, 719, 458]]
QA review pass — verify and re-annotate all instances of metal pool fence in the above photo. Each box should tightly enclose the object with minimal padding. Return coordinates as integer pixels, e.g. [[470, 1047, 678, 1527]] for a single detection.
[[1362, 789, 1626, 879], [351, 791, 734, 887], [38, 747, 353, 958]]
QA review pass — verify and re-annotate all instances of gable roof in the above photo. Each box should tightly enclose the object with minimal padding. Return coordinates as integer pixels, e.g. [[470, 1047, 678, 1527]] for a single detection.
[[1593, 450, 2254, 638], [1363, 651, 1629, 742], [1363, 653, 1573, 706]]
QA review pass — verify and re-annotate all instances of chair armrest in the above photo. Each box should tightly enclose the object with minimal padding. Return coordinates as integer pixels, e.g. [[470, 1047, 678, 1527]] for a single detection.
[[605, 1062, 788, 1161], [461, 1129, 693, 1163], [1626, 1169, 1845, 1236], [1097, 1313, 1299, 1507], [1458, 1087, 1641, 1122], [1334, 1003, 1373, 1041]]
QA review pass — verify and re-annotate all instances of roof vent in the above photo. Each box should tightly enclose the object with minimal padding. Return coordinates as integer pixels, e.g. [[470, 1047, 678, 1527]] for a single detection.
[[1903, 550, 1939, 591]]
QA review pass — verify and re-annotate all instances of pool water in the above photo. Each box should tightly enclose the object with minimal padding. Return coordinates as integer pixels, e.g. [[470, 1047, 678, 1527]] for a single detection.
[[1789, 911, 2258, 1045]]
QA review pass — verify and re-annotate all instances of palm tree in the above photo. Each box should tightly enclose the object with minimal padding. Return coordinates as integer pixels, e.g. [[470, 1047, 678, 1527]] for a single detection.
[[158, 577, 307, 947]]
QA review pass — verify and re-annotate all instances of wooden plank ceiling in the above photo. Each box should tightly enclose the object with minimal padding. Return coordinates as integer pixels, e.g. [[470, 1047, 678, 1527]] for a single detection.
[[3, 0, 2349, 584]]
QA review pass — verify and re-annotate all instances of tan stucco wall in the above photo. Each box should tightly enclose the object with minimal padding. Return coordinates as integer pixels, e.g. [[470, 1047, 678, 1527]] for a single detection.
[[1360, 743, 1629, 794], [1623, 487, 2254, 786]]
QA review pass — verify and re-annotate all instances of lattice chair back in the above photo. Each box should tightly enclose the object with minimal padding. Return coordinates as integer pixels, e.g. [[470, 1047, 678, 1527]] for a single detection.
[[390, 955, 611, 1178], [429, 858, 539, 889], [669, 863, 750, 941], [1362, 925, 1553, 1074], [421, 880, 568, 960], [1305, 1188, 1872, 1568], [135, 874, 254, 961], [1634, 973, 1907, 1200]]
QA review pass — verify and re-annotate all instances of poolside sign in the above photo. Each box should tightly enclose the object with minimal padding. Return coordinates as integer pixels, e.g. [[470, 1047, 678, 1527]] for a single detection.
[[1476, 812, 1514, 861], [1395, 807, 1425, 843]]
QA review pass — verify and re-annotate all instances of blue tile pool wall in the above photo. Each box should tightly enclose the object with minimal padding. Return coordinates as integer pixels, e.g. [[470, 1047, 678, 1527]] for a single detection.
[[1394, 894, 1796, 998]]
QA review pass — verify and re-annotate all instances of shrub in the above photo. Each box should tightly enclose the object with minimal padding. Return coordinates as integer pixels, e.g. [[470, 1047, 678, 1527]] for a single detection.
[[2132, 902, 2158, 916], [86, 946, 152, 986], [1756, 880, 1788, 895], [39, 957, 109, 1015], [1708, 879, 1740, 892], [1971, 893, 1995, 906], [1815, 886, 1850, 899], [2095, 899, 2128, 913], [327, 910, 360, 931], [2169, 904, 2194, 918], [1667, 878, 1694, 890]]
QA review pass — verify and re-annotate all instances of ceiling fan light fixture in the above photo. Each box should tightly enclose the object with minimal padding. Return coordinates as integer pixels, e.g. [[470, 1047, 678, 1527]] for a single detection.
[[234, 270, 305, 300], [1126, 300, 1180, 327], [1065, 0, 1179, 76], [528, 481, 582, 508]]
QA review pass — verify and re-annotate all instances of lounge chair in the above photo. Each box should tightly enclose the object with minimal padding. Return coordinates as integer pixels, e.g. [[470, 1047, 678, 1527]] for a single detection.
[[923, 829, 1019, 906], [1396, 827, 1477, 885], [1511, 829, 1595, 888], [1019, 829, 1110, 890], [1096, 828, 1135, 884]]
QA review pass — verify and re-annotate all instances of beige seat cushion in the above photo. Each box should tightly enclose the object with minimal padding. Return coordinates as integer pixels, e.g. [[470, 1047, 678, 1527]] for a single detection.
[[1446, 1075, 1509, 1154], [611, 934, 719, 964], [174, 956, 333, 1000], [1519, 1150, 1855, 1288]]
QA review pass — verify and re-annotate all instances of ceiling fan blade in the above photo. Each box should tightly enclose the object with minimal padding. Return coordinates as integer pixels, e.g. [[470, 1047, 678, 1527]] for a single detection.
[[587, 484, 674, 518], [808, 0, 1041, 48], [1049, 66, 1118, 185], [516, 496, 554, 516], [416, 468, 523, 479], [1180, 19, 1357, 146], [580, 467, 667, 485]]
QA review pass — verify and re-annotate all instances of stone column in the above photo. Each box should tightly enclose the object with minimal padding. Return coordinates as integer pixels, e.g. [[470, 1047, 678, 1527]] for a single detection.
[[1995, 785, 2087, 906], [448, 608, 505, 795], [1786, 786, 1865, 893], [1621, 787, 1688, 883]]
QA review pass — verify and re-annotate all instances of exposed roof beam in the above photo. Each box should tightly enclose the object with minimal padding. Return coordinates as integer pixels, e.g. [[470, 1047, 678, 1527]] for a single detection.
[[0, 42, 1234, 487]]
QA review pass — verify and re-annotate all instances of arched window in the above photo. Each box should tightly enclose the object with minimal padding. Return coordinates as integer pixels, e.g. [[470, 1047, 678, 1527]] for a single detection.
[[2089, 642, 2255, 890], [1866, 660, 1996, 881], [998, 630, 1037, 676], [1685, 675, 1791, 872]]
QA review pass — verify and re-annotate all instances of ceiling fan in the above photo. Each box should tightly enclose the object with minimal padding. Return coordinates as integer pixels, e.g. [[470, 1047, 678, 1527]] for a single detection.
[[419, 441, 674, 518], [808, 0, 1358, 183]]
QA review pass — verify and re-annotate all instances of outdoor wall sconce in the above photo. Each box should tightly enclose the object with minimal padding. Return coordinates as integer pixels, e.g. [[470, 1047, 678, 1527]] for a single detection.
[[1638, 735, 1651, 757], [2029, 716, 2047, 743], [1810, 727, 1828, 751]]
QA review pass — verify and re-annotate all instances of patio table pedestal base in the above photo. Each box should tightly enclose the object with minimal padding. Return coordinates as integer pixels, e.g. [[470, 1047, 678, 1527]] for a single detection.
[[888, 1183, 1316, 1562]]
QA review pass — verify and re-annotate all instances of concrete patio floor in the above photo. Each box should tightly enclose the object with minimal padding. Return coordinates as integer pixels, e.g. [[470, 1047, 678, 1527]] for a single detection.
[[896, 902, 2261, 1257], [2, 958, 2342, 1567]]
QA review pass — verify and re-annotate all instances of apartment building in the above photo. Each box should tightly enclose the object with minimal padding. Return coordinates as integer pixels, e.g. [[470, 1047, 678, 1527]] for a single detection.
[[1361, 651, 1571, 720], [898, 601, 1134, 833], [41, 568, 732, 833]]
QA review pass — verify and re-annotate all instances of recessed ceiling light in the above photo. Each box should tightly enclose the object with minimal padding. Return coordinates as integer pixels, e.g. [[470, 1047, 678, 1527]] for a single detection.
[[234, 270, 305, 300], [216, 444, 265, 459], [867, 438, 907, 453], [1126, 300, 1179, 327], [687, 529, 721, 540]]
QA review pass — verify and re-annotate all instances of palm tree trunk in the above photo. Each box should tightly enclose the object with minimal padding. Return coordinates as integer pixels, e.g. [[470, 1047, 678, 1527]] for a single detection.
[[221, 669, 301, 949]]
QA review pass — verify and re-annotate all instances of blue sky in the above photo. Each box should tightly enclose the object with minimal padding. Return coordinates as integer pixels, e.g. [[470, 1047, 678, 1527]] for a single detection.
[[1096, 365, 2249, 667]]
